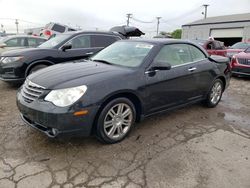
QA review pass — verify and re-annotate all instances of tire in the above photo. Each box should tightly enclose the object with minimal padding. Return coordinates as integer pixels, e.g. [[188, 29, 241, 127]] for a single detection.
[[96, 97, 136, 144], [204, 79, 224, 108], [28, 64, 48, 75]]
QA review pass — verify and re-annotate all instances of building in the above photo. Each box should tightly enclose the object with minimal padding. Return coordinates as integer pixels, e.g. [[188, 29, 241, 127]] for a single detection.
[[182, 13, 250, 46]]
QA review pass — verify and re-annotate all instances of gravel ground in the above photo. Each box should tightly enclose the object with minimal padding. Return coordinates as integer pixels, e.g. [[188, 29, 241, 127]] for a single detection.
[[0, 77, 249, 188]]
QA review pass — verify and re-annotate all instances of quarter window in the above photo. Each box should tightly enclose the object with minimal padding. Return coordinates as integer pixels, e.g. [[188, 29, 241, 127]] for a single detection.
[[91, 35, 120, 47], [155, 44, 192, 66]]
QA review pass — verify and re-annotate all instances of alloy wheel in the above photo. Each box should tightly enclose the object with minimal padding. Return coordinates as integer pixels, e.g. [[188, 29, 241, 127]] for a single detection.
[[210, 81, 222, 104], [103, 103, 133, 140]]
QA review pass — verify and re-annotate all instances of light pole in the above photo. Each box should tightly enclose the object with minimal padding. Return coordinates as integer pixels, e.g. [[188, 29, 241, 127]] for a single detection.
[[156, 17, 161, 36], [202, 4, 209, 19], [126, 13, 132, 26], [15, 19, 19, 34]]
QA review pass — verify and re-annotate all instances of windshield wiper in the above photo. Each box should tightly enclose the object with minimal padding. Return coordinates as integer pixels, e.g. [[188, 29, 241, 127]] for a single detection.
[[91, 59, 113, 65]]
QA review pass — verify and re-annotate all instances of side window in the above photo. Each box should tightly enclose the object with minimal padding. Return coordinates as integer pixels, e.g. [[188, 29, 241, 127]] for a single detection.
[[36, 38, 46, 46], [188, 45, 206, 61], [69, 35, 91, 49], [155, 44, 192, 66], [5, 38, 18, 47], [28, 38, 37, 47], [91, 35, 119, 47], [5, 38, 25, 47], [52, 24, 66, 33]]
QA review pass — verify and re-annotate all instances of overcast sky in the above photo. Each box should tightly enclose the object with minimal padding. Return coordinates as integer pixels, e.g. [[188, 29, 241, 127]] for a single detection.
[[0, 0, 250, 37]]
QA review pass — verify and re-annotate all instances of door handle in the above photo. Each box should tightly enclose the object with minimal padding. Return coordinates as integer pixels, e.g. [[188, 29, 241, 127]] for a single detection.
[[188, 67, 197, 72], [86, 52, 94, 55]]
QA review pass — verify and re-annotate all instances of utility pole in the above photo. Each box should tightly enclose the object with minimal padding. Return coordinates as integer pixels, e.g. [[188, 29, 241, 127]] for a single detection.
[[156, 17, 161, 36], [15, 19, 19, 34], [126, 13, 132, 26], [202, 4, 209, 19]]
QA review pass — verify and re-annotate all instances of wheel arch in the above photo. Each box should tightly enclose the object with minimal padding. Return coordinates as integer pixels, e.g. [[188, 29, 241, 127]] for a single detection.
[[91, 90, 144, 135], [25, 60, 54, 77], [215, 75, 226, 91]]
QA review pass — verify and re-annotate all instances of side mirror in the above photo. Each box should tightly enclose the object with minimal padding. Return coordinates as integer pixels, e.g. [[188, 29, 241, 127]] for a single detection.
[[61, 44, 72, 51], [0, 43, 7, 48], [152, 61, 171, 71]]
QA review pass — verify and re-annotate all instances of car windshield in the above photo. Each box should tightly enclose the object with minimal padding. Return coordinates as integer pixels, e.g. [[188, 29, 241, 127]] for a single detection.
[[230, 42, 250, 49], [91, 41, 154, 67], [245, 47, 250, 53], [38, 34, 70, 48]]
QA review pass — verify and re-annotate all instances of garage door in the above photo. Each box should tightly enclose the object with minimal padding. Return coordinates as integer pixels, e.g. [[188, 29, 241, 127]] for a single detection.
[[210, 28, 243, 38]]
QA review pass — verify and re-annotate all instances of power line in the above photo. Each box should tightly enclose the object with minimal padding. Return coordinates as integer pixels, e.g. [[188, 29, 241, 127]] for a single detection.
[[131, 17, 155, 24], [161, 6, 203, 23]]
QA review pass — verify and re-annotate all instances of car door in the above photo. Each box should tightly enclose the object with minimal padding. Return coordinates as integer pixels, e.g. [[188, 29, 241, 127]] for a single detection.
[[188, 44, 216, 96], [144, 43, 202, 114], [59, 34, 95, 61]]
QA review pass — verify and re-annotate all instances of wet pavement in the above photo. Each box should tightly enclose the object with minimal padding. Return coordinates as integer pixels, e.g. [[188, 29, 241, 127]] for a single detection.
[[0, 77, 249, 188]]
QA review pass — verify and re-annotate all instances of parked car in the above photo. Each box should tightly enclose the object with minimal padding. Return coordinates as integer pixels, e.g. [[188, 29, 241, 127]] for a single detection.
[[191, 39, 227, 57], [226, 42, 250, 59], [0, 35, 46, 54], [40, 22, 77, 38], [231, 47, 250, 76], [0, 26, 144, 84], [16, 39, 231, 144]]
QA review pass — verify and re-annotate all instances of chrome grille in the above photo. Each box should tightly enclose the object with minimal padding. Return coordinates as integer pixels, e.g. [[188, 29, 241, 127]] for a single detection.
[[237, 58, 250, 66], [21, 80, 45, 103]]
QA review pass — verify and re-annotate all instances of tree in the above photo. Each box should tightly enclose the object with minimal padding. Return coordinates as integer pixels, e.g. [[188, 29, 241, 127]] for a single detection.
[[171, 29, 182, 39]]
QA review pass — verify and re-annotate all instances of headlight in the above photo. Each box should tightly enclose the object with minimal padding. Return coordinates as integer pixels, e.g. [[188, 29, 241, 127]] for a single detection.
[[45, 85, 87, 107], [1, 56, 23, 64]]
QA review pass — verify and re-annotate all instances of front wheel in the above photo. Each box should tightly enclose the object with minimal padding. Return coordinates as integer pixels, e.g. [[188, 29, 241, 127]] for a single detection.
[[204, 79, 224, 108], [96, 98, 136, 144]]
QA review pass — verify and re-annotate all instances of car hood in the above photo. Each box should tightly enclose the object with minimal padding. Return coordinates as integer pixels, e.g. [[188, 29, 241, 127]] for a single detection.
[[28, 61, 131, 89], [235, 52, 250, 59], [0, 47, 53, 56]]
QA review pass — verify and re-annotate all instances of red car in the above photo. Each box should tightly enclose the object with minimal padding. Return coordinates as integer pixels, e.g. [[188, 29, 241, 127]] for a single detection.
[[231, 47, 250, 77], [191, 39, 227, 57], [226, 42, 250, 59]]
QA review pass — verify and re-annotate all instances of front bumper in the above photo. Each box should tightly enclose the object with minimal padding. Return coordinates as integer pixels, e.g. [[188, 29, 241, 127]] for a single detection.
[[16, 90, 100, 138], [232, 66, 250, 77], [0, 62, 26, 83]]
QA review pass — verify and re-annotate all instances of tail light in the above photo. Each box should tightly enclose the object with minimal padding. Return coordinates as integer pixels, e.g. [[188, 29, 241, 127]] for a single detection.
[[44, 30, 52, 36]]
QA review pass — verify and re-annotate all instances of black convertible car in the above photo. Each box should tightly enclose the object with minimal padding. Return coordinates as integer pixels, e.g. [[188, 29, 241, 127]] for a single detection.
[[0, 26, 144, 84], [17, 39, 231, 144]]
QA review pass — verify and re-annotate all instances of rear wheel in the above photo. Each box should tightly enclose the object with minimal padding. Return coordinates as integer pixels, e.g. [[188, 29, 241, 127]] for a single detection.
[[96, 98, 136, 144], [28, 64, 48, 75], [204, 79, 224, 108]]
